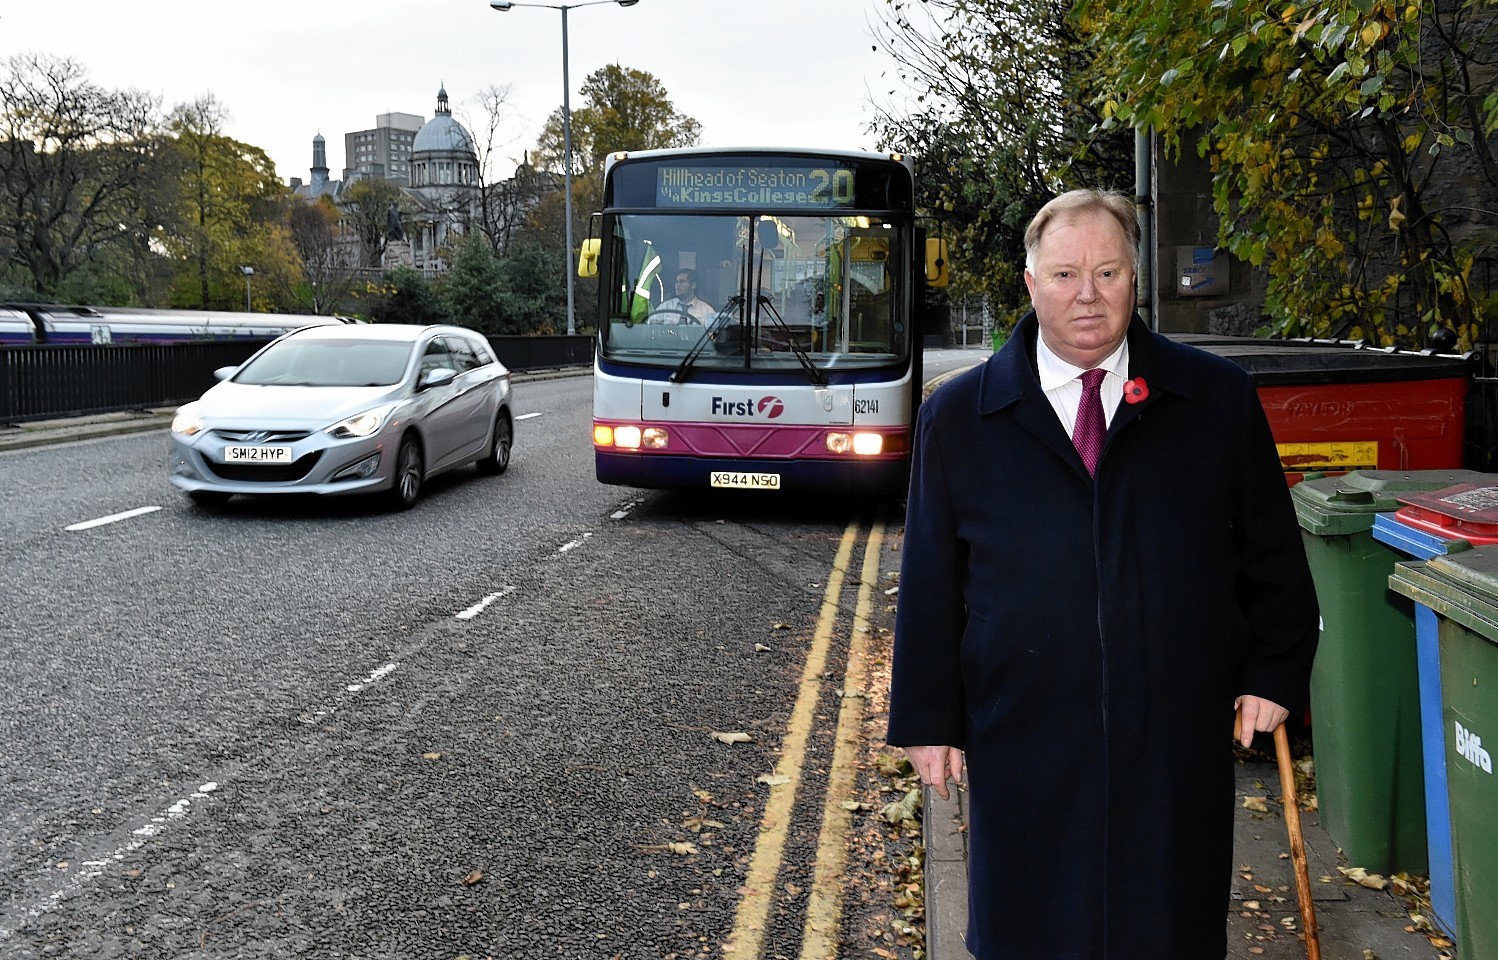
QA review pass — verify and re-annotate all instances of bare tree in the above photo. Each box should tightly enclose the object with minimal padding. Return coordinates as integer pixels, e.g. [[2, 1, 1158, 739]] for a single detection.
[[0, 53, 166, 297], [285, 197, 358, 314], [457, 84, 553, 253], [869, 0, 1131, 308]]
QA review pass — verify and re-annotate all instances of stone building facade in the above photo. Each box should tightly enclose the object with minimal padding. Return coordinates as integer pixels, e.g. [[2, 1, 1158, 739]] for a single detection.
[[288, 85, 556, 277]]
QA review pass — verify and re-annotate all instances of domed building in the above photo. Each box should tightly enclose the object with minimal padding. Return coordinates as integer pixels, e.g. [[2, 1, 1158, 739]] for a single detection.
[[289, 84, 556, 279], [411, 85, 478, 189], [404, 85, 482, 273]]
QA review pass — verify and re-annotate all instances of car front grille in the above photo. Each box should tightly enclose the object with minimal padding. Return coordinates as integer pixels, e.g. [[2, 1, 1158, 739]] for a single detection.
[[206, 451, 323, 483], [212, 429, 314, 443]]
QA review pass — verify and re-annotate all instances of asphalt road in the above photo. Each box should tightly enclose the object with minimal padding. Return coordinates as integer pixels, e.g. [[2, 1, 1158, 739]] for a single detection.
[[0, 359, 969, 958]]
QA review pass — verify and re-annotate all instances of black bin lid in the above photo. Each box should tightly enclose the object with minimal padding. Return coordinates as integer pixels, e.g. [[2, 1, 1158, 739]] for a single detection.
[[1168, 334, 1473, 385]]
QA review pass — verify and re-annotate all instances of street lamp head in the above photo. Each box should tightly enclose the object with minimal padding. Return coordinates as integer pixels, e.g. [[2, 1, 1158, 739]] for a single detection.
[[617, 1, 640, 6], [240, 266, 254, 276], [489, 0, 513, 9]]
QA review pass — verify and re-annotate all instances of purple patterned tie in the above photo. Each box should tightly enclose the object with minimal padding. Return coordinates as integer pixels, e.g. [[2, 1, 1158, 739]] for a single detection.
[[1073, 368, 1106, 476]]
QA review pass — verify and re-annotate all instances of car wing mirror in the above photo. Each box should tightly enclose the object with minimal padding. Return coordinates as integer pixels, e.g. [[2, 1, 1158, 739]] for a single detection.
[[418, 367, 457, 390], [213, 365, 239, 381]]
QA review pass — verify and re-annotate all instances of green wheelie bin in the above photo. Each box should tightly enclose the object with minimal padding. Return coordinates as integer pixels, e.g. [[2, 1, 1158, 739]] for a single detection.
[[1290, 469, 1490, 876], [1389, 544, 1498, 960]]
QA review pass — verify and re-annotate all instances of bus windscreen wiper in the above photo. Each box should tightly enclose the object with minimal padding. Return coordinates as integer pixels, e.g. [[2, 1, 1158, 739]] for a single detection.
[[670, 295, 743, 384], [754, 295, 828, 387]]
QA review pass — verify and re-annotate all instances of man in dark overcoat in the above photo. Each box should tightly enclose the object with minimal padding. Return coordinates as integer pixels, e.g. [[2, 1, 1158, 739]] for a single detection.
[[887, 189, 1319, 959]]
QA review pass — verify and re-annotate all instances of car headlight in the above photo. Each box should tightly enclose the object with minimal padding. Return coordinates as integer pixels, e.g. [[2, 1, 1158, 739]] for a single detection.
[[327, 407, 394, 439], [171, 409, 205, 436]]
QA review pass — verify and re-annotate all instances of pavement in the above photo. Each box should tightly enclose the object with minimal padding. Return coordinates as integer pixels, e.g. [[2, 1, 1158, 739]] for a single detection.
[[0, 406, 178, 452], [922, 748, 1457, 960]]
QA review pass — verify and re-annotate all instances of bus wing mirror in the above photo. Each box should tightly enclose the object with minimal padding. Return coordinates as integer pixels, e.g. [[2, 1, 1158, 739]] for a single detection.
[[925, 237, 950, 288], [578, 238, 601, 278]]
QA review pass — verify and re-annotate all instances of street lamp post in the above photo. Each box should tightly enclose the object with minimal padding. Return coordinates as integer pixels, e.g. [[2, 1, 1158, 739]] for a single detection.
[[240, 266, 254, 312], [489, 0, 641, 337]]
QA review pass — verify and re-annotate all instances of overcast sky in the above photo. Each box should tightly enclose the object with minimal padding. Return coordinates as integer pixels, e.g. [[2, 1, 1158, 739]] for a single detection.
[[3, 0, 913, 184]]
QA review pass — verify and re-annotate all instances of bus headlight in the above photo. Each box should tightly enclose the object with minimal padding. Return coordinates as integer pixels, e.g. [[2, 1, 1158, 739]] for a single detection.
[[826, 432, 885, 456], [595, 424, 669, 450]]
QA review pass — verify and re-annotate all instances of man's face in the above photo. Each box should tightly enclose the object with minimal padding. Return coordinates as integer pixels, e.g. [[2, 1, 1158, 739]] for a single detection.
[[1023, 211, 1135, 369], [674, 274, 695, 300]]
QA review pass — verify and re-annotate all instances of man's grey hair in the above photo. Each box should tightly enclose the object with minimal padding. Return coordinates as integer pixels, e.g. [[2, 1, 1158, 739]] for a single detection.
[[1024, 189, 1141, 274]]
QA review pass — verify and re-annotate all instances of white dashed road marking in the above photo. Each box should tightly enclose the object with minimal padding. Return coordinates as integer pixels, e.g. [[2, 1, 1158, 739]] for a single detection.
[[64, 505, 162, 531], [0, 782, 221, 944], [455, 586, 516, 621], [300, 661, 403, 724]]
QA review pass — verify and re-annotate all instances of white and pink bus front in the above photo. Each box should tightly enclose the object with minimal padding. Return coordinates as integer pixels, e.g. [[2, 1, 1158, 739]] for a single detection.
[[589, 147, 941, 497]]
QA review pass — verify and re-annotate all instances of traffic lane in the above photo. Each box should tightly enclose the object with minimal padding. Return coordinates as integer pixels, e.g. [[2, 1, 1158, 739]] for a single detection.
[[0, 428, 184, 550], [0, 373, 595, 545], [6, 482, 872, 956], [0, 379, 620, 897]]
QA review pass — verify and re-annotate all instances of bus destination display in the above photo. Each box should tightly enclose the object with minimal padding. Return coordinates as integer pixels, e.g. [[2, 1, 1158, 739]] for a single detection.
[[657, 165, 856, 209]]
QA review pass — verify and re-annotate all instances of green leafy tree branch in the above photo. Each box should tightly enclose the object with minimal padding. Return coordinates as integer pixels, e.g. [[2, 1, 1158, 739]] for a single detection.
[[1081, 0, 1497, 348]]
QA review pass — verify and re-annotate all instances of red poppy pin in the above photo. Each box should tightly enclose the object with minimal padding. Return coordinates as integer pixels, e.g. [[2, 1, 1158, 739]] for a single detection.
[[1123, 377, 1149, 404]]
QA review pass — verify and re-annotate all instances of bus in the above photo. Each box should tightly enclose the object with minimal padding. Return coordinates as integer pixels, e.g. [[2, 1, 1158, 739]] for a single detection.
[[583, 147, 947, 496]]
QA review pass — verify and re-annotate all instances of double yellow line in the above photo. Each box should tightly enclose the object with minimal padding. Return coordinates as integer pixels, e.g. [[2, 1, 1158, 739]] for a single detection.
[[722, 515, 886, 960]]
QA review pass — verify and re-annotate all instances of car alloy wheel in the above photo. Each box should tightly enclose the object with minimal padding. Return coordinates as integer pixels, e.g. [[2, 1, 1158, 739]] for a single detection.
[[477, 413, 512, 476], [389, 435, 423, 510]]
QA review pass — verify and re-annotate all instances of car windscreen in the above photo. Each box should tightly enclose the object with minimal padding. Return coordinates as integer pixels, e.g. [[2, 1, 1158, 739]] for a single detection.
[[233, 339, 412, 387]]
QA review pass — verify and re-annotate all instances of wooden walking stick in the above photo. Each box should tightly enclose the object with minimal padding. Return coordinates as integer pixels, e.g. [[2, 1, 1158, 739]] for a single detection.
[[1237, 710, 1322, 960]]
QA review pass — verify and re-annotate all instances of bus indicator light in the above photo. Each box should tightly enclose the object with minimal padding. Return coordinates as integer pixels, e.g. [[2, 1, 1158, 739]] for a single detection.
[[595, 424, 668, 450]]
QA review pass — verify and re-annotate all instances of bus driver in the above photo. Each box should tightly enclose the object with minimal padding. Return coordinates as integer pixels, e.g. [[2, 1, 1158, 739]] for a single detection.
[[649, 269, 716, 325]]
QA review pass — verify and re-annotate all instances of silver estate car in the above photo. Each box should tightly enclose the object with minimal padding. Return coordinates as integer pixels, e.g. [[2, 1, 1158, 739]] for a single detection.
[[169, 323, 514, 510]]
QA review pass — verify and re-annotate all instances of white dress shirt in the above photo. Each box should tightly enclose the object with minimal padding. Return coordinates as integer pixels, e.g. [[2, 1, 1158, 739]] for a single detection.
[[652, 296, 715, 323], [1036, 335, 1130, 440]]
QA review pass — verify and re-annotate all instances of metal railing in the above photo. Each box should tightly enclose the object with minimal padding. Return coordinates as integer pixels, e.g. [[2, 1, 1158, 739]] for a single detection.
[[0, 341, 268, 424], [0, 334, 595, 425]]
